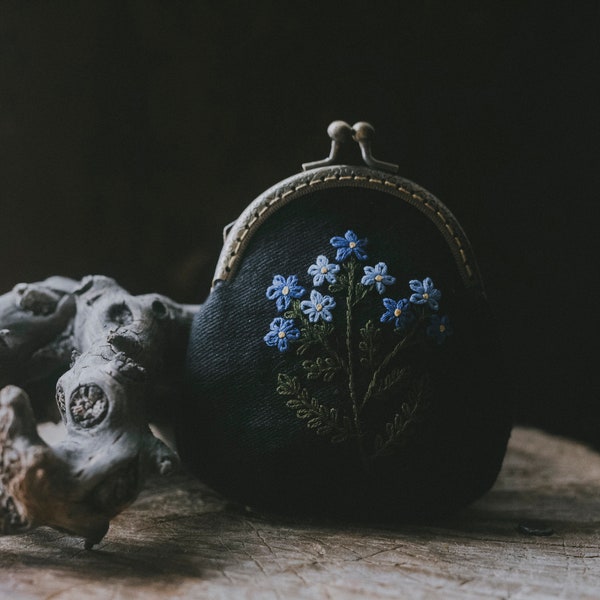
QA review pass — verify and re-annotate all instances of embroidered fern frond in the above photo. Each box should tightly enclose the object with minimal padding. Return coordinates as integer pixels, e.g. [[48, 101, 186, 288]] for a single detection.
[[372, 411, 414, 458], [294, 320, 333, 356], [302, 356, 341, 382], [277, 374, 352, 443], [371, 372, 432, 458], [276, 373, 305, 397], [378, 366, 410, 394]]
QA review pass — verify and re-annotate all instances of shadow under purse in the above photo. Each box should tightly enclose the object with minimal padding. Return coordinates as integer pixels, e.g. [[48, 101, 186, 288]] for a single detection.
[[182, 121, 512, 520]]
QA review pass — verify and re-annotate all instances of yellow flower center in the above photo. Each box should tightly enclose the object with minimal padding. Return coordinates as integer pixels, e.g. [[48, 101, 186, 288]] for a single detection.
[[439, 325, 446, 333], [375, 275, 383, 282], [349, 241, 356, 248], [316, 303, 323, 312], [320, 266, 328, 274], [278, 331, 286, 339], [282, 286, 289, 295], [394, 308, 402, 317], [422, 293, 429, 300]]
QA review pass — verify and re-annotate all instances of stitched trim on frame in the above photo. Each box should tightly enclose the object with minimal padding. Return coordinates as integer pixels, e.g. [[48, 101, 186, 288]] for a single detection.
[[213, 171, 480, 289]]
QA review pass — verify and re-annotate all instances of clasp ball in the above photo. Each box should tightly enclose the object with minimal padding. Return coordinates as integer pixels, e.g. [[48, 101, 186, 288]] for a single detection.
[[327, 120, 353, 143], [352, 121, 375, 143]]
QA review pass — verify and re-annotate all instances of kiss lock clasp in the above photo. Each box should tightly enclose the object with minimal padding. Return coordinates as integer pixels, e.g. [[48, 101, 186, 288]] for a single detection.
[[302, 120, 399, 173]]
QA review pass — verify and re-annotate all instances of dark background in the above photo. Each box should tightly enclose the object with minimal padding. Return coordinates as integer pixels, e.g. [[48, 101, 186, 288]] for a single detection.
[[1, 2, 598, 444]]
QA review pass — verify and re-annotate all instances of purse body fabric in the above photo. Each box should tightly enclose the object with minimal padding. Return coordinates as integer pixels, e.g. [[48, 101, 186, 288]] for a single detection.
[[182, 163, 511, 519]]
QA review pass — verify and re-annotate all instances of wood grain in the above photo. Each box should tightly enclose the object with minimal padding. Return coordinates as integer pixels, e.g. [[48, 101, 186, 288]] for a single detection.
[[1, 426, 600, 599]]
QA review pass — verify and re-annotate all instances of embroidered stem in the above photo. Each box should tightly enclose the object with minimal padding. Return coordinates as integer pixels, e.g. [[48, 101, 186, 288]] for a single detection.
[[345, 259, 369, 470], [360, 318, 422, 412]]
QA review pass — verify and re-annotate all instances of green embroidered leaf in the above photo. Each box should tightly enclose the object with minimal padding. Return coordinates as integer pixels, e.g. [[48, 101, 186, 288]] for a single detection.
[[282, 299, 303, 320], [378, 366, 410, 394], [276, 373, 298, 396], [277, 374, 310, 403], [302, 356, 340, 382]]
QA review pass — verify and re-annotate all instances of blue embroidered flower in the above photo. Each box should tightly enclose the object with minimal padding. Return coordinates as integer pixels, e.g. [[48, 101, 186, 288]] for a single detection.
[[427, 314, 453, 345], [307, 255, 340, 287], [264, 317, 301, 352], [380, 298, 414, 330], [361, 262, 396, 294], [266, 275, 306, 312], [409, 277, 441, 310], [300, 289, 336, 323], [330, 230, 368, 262]]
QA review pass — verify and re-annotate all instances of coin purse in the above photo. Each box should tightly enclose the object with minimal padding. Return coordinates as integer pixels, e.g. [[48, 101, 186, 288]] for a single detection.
[[181, 121, 511, 519]]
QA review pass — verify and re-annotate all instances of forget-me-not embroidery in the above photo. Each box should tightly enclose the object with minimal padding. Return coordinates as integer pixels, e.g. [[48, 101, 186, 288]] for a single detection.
[[262, 230, 453, 464], [266, 275, 306, 312], [307, 255, 340, 287]]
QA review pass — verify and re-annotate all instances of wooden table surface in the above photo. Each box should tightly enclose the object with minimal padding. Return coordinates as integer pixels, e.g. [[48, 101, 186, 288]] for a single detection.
[[2, 426, 600, 599]]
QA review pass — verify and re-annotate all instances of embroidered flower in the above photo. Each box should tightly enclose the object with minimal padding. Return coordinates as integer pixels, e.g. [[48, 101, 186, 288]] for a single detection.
[[266, 275, 306, 312], [380, 298, 414, 330], [427, 314, 453, 345], [361, 262, 396, 294], [264, 317, 301, 352], [308, 255, 340, 287], [300, 289, 336, 323], [409, 277, 441, 310], [330, 230, 368, 262]]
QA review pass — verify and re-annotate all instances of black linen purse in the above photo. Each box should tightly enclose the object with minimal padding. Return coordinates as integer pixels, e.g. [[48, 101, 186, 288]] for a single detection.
[[181, 121, 511, 519]]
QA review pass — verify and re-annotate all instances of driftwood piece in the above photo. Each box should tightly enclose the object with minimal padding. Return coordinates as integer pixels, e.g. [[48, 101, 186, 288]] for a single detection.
[[1, 426, 599, 599], [0, 275, 199, 547], [0, 276, 77, 391]]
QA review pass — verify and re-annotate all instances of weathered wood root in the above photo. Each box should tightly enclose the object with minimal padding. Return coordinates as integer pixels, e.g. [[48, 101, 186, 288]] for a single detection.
[[0, 275, 199, 547], [0, 277, 77, 393]]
